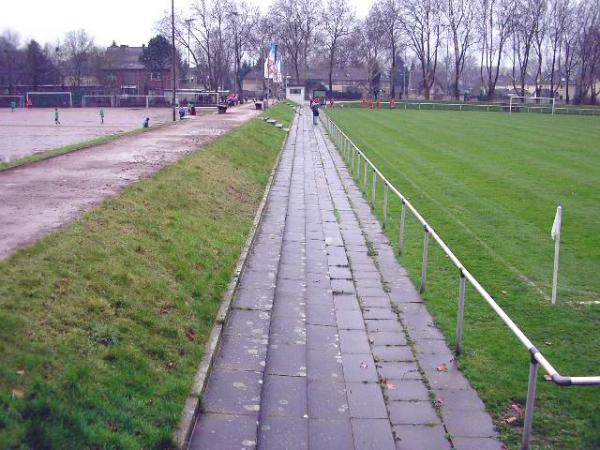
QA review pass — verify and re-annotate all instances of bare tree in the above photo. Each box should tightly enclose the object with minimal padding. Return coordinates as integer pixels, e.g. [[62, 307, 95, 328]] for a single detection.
[[478, 0, 513, 100], [271, 0, 305, 84], [561, 3, 579, 103], [546, 0, 570, 98], [189, 0, 232, 90], [228, 0, 260, 98], [360, 6, 386, 98], [323, 0, 355, 97], [300, 0, 322, 78], [575, 0, 600, 104], [401, 0, 443, 99], [377, 0, 403, 99], [0, 30, 21, 94], [62, 29, 95, 87], [510, 0, 545, 98], [446, 0, 476, 99]]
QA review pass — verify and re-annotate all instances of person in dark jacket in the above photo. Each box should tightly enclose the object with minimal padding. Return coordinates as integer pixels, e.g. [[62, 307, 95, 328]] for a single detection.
[[310, 98, 320, 125]]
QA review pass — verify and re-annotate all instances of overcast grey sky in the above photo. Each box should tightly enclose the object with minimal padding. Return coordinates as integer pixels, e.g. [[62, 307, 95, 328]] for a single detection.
[[1, 0, 372, 48]]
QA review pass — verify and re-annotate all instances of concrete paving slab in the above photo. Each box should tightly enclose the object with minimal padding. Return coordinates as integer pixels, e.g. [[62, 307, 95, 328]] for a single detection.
[[189, 412, 259, 450], [351, 419, 396, 450], [309, 419, 354, 449], [262, 374, 307, 418], [393, 424, 451, 450]]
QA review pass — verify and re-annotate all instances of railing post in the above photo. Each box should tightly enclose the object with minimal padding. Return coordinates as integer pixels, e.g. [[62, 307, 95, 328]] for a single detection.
[[521, 356, 539, 450], [355, 150, 360, 178], [455, 271, 466, 355], [363, 158, 368, 191], [383, 183, 389, 229], [371, 169, 377, 207], [420, 226, 430, 293], [399, 201, 406, 255]]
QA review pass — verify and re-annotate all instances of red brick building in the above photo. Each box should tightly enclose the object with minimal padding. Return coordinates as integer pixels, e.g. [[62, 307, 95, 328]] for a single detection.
[[103, 43, 172, 95]]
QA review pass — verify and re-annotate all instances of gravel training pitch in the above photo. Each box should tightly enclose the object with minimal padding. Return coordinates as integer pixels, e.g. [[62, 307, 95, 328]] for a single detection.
[[0, 107, 176, 162]]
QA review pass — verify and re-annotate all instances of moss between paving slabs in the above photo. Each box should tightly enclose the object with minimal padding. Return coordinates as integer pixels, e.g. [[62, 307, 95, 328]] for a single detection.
[[0, 104, 294, 449]]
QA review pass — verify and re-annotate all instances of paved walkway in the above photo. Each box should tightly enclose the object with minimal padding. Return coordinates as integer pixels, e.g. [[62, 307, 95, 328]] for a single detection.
[[0, 104, 258, 260], [189, 109, 503, 450]]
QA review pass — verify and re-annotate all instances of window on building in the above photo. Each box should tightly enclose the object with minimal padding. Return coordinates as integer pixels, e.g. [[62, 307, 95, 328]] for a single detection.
[[150, 72, 162, 81], [290, 88, 302, 94]]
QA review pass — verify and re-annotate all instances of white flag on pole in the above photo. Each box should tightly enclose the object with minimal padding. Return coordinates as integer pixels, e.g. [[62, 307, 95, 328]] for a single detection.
[[551, 206, 562, 241]]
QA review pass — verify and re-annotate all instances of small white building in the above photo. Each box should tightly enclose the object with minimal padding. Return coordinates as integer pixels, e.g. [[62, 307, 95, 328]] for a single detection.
[[286, 86, 305, 105]]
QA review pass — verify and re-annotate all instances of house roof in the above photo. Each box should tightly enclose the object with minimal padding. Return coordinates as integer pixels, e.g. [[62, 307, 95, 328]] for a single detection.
[[104, 45, 146, 70]]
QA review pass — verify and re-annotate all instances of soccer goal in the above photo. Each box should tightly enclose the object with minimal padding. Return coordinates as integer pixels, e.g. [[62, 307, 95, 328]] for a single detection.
[[508, 95, 555, 115], [0, 95, 24, 108], [82, 95, 115, 108], [147, 94, 177, 108], [26, 91, 73, 108], [115, 95, 149, 108]]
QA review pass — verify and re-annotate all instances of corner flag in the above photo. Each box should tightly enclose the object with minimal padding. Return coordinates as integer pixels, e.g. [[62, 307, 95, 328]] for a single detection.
[[551, 205, 562, 304], [551, 206, 562, 240]]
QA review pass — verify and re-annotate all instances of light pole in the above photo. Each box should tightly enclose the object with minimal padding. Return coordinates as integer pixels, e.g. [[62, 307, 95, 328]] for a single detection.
[[285, 75, 291, 98], [171, 0, 177, 121], [185, 18, 194, 71]]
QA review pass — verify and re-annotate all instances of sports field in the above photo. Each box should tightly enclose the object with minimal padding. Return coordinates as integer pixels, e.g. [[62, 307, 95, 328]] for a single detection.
[[0, 108, 175, 162], [327, 107, 600, 449]]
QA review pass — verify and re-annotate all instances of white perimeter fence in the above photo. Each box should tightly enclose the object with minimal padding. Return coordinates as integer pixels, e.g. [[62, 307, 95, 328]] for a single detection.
[[336, 100, 600, 116], [322, 112, 600, 450]]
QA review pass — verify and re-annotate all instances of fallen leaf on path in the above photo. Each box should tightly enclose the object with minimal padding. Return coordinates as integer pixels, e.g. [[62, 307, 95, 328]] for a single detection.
[[436, 363, 448, 372], [360, 362, 368, 369], [384, 380, 397, 390]]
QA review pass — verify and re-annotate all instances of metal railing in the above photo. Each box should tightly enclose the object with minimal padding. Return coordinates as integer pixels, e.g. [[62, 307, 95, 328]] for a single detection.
[[322, 113, 600, 450], [336, 99, 600, 116]]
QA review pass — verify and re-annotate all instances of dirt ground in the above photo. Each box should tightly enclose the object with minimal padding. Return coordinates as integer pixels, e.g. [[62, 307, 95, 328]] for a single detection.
[[0, 103, 260, 260], [0, 107, 177, 162]]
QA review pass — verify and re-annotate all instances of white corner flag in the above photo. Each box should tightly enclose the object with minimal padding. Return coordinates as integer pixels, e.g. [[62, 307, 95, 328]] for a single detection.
[[551, 206, 562, 304], [551, 206, 562, 241]]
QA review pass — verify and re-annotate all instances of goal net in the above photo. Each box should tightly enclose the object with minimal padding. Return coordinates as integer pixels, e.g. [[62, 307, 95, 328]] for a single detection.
[[115, 95, 149, 108], [147, 95, 176, 107], [508, 95, 555, 114], [82, 95, 115, 108], [0, 95, 24, 108], [26, 91, 73, 107]]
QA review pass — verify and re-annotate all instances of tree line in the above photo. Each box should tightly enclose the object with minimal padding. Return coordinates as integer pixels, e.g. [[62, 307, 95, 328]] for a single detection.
[[166, 0, 600, 104], [2, 0, 599, 104]]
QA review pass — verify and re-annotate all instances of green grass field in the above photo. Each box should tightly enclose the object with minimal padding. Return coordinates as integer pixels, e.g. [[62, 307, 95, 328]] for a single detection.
[[328, 107, 600, 449], [0, 104, 293, 448]]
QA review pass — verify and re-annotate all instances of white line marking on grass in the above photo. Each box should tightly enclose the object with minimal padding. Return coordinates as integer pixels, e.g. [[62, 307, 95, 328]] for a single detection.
[[390, 165, 552, 302]]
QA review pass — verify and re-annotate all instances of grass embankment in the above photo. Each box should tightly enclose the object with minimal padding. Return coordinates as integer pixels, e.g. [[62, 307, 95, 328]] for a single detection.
[[0, 103, 294, 448], [0, 121, 178, 172], [328, 108, 600, 449], [263, 101, 297, 127]]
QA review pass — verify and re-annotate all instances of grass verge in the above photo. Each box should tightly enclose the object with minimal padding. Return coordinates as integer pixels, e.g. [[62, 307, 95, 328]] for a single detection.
[[0, 121, 178, 172], [0, 103, 294, 448], [261, 101, 296, 127], [328, 108, 600, 449]]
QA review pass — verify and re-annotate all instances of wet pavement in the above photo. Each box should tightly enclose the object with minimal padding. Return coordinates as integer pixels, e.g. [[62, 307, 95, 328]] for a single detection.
[[189, 109, 504, 449], [0, 104, 258, 261]]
